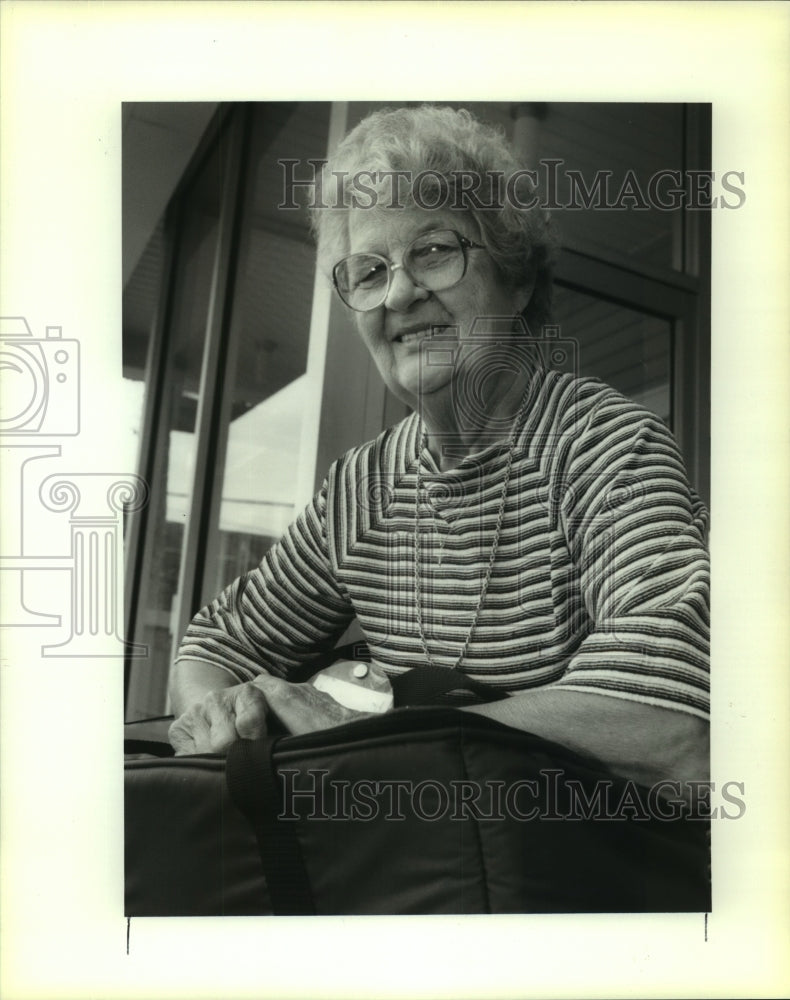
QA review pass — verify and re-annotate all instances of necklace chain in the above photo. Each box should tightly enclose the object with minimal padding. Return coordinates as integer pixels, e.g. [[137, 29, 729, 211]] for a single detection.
[[413, 397, 529, 671]]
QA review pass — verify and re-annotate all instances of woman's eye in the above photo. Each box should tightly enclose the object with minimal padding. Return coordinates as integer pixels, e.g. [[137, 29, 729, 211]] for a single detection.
[[416, 241, 451, 256], [353, 261, 388, 288], [410, 242, 455, 267]]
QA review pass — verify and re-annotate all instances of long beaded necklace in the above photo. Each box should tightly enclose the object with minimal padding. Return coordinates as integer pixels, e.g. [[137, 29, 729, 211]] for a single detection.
[[413, 392, 530, 670]]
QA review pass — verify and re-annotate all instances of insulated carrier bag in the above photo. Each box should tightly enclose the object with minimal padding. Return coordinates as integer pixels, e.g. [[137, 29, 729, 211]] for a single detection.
[[125, 664, 710, 916]]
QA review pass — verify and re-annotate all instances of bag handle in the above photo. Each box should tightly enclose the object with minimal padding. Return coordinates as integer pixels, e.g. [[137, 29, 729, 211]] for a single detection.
[[226, 735, 315, 916], [391, 664, 508, 707]]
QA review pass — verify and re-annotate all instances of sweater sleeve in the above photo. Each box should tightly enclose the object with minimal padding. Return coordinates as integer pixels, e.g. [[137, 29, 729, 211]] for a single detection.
[[552, 392, 710, 719], [174, 477, 355, 683]]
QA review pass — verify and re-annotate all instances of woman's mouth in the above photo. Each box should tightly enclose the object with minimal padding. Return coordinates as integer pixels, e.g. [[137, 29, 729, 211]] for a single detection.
[[395, 329, 428, 344], [393, 325, 454, 344]]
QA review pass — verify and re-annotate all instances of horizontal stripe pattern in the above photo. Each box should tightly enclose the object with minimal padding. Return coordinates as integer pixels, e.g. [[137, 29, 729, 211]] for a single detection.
[[177, 369, 709, 718]]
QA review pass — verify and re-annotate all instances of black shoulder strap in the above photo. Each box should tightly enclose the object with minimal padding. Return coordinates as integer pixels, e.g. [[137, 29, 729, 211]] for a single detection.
[[225, 736, 315, 916], [223, 665, 504, 915], [391, 665, 508, 707]]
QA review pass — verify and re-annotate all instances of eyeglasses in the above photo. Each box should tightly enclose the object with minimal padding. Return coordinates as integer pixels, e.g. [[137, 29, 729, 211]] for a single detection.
[[332, 229, 485, 312]]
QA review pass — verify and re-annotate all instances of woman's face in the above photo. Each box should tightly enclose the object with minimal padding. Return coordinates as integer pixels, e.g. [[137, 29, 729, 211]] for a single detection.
[[346, 206, 532, 410]]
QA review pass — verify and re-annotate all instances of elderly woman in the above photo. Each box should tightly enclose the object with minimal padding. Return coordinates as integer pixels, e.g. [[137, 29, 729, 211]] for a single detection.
[[168, 106, 709, 793]]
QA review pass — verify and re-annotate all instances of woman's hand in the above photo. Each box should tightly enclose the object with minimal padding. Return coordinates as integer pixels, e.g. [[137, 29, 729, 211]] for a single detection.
[[168, 674, 371, 755], [252, 673, 372, 736], [168, 681, 270, 755]]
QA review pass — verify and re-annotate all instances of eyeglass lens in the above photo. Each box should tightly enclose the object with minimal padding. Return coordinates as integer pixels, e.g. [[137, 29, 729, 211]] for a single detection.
[[334, 230, 468, 311]]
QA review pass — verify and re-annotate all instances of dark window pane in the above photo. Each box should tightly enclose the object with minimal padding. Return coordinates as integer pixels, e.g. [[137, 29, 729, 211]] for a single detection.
[[554, 285, 672, 424], [541, 103, 685, 270]]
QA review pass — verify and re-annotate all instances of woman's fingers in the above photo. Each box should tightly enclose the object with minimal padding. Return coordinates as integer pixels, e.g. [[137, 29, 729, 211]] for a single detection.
[[168, 721, 194, 756], [233, 685, 269, 739], [253, 674, 361, 735], [168, 675, 366, 752], [205, 690, 242, 752], [168, 682, 269, 754], [169, 704, 209, 755]]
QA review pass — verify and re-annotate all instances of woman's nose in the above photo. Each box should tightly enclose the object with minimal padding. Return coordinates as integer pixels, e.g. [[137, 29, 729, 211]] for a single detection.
[[383, 265, 430, 311]]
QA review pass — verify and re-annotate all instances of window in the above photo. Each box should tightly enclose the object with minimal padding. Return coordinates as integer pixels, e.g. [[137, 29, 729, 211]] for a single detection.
[[124, 104, 331, 720]]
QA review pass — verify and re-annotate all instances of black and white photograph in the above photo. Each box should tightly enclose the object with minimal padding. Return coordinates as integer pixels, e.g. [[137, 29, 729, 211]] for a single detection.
[[1, 3, 788, 999], [122, 100, 714, 917]]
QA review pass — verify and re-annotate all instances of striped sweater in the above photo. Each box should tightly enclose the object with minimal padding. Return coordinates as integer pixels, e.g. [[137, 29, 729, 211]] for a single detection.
[[177, 369, 710, 719]]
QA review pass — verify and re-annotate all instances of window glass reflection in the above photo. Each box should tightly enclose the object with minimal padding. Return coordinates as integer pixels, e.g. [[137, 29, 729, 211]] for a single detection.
[[202, 104, 330, 602]]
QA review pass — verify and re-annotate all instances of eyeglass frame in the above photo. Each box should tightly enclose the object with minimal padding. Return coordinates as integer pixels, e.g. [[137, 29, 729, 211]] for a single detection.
[[331, 229, 486, 312]]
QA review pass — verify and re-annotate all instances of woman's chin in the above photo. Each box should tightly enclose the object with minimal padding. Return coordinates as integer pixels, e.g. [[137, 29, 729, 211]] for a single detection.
[[389, 364, 452, 406]]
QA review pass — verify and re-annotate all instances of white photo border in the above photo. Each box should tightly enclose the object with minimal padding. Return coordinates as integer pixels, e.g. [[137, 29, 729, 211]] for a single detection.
[[1, 2, 788, 998]]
